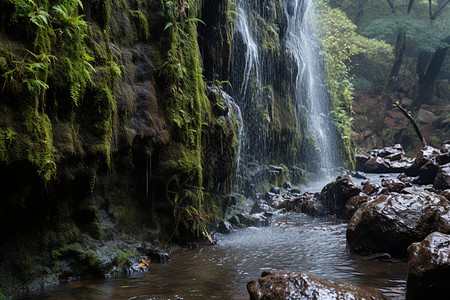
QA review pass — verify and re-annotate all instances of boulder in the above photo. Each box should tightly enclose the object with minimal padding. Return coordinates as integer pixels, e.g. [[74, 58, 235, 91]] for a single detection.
[[247, 270, 388, 300], [407, 232, 450, 300], [270, 187, 281, 194], [434, 163, 450, 190], [364, 157, 390, 173], [440, 189, 450, 201], [344, 193, 372, 220], [346, 191, 450, 257], [418, 108, 438, 123], [362, 181, 381, 195], [370, 144, 405, 158], [381, 178, 408, 193], [283, 181, 292, 190], [318, 174, 361, 216], [417, 158, 440, 184], [217, 221, 233, 234], [406, 146, 441, 176], [355, 150, 371, 171]]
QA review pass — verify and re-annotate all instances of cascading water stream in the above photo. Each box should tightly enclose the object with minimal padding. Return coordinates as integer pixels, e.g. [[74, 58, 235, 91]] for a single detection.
[[232, 0, 341, 185], [284, 0, 339, 177]]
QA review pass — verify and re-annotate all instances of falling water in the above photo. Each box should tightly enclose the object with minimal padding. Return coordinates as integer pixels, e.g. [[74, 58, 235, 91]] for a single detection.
[[284, 0, 339, 176], [231, 0, 340, 182]]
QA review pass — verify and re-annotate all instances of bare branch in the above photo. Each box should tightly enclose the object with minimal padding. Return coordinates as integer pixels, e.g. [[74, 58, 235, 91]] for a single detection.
[[394, 102, 427, 148]]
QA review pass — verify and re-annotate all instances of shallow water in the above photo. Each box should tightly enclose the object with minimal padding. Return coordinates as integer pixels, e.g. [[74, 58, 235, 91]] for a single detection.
[[25, 211, 407, 300]]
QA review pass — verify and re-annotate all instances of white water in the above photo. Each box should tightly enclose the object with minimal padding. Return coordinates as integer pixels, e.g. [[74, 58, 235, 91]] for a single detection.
[[232, 0, 340, 180], [284, 0, 339, 177]]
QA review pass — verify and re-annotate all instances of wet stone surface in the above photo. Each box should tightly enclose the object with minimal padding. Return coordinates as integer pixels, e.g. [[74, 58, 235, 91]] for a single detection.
[[247, 270, 388, 300], [407, 232, 450, 300]]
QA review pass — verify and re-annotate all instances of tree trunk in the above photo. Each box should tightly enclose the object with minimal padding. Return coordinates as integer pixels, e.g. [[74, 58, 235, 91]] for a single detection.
[[382, 30, 406, 102], [410, 37, 450, 110], [416, 51, 431, 84]]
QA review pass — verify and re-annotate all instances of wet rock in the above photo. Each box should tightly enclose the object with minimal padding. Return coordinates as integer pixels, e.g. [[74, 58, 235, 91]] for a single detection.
[[436, 152, 450, 165], [290, 188, 302, 194], [351, 171, 367, 179], [355, 150, 371, 171], [247, 270, 388, 300], [238, 213, 269, 227], [406, 146, 442, 176], [440, 189, 450, 201], [251, 198, 274, 214], [381, 178, 408, 193], [282, 181, 292, 190], [318, 174, 361, 216], [407, 232, 450, 300], [136, 244, 171, 263], [270, 187, 281, 194], [388, 159, 413, 173], [364, 157, 390, 173], [434, 163, 450, 190], [370, 144, 405, 158], [362, 181, 381, 195], [217, 221, 233, 234], [417, 158, 440, 184], [347, 191, 450, 257], [344, 193, 372, 220]]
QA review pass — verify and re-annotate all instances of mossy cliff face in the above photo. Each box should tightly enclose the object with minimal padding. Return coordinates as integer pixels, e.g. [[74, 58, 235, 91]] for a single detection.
[[0, 0, 239, 296]]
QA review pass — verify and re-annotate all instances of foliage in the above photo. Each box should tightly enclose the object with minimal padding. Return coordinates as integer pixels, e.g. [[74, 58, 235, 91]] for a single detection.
[[0, 0, 119, 182], [363, 14, 450, 54], [159, 0, 211, 239], [318, 2, 357, 168]]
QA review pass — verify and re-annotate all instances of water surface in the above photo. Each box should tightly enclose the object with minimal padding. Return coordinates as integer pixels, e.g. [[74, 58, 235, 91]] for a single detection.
[[26, 212, 407, 299]]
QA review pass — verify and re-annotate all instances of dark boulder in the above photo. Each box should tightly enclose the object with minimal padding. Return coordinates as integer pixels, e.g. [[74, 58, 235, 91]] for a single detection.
[[407, 232, 450, 300], [362, 181, 381, 195], [136, 244, 171, 263], [217, 221, 233, 234], [417, 158, 440, 184], [270, 187, 281, 194], [381, 178, 408, 193], [441, 189, 450, 201], [318, 174, 361, 216], [364, 157, 390, 173], [370, 144, 405, 158], [282, 181, 292, 190], [247, 270, 388, 300], [355, 150, 371, 171], [346, 191, 450, 257], [434, 163, 450, 191], [344, 193, 372, 220], [406, 146, 441, 176]]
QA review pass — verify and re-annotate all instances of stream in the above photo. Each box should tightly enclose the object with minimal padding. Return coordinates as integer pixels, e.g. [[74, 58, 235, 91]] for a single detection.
[[24, 175, 408, 300]]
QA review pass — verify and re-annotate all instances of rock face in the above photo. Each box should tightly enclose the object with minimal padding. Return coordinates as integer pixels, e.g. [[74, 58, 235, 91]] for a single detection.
[[406, 146, 442, 176], [357, 145, 412, 173], [318, 174, 361, 216], [434, 163, 450, 190], [407, 232, 450, 300], [247, 270, 388, 300], [346, 191, 450, 256]]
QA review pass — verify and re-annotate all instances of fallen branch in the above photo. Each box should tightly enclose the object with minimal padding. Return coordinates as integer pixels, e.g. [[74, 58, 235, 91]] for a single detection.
[[394, 102, 427, 148]]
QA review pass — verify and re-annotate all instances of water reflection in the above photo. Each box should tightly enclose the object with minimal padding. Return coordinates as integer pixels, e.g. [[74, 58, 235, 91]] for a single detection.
[[25, 213, 406, 300]]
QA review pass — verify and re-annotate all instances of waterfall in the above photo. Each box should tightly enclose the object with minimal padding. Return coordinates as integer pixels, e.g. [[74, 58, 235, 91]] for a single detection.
[[284, 0, 339, 176], [231, 0, 340, 185]]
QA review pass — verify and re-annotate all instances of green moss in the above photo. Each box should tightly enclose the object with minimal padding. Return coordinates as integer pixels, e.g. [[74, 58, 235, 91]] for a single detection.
[[128, 9, 150, 41]]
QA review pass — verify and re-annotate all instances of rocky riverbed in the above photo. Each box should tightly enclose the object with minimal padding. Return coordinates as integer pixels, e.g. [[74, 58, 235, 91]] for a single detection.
[[216, 143, 450, 299]]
